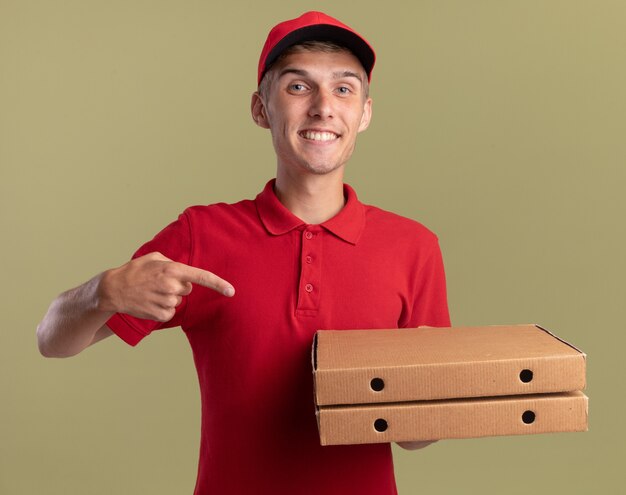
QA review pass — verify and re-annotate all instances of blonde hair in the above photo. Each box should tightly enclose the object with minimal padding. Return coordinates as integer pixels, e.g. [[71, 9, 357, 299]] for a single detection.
[[258, 40, 370, 101]]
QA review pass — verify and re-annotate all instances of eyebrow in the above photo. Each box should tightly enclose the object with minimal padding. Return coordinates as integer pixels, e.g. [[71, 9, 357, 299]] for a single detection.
[[278, 68, 363, 85], [332, 70, 363, 84]]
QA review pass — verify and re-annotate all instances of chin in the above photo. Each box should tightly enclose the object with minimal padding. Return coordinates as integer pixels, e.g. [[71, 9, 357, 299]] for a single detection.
[[302, 164, 343, 176], [298, 157, 345, 176]]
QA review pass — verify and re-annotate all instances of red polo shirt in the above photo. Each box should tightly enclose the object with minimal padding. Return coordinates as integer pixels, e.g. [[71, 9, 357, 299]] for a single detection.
[[107, 179, 450, 495]]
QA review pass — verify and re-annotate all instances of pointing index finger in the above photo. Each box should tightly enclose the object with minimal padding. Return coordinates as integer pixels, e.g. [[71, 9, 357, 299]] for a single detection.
[[175, 263, 235, 297]]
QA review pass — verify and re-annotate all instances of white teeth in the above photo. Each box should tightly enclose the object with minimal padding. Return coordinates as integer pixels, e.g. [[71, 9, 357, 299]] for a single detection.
[[300, 131, 338, 141]]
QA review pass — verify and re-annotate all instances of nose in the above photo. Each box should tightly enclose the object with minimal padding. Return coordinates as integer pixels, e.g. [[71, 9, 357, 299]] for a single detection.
[[308, 89, 333, 119]]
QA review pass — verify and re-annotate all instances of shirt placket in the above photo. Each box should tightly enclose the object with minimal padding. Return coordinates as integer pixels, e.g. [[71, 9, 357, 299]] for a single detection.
[[296, 226, 323, 317]]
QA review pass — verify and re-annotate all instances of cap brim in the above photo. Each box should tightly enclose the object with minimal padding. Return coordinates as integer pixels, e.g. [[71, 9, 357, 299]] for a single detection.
[[262, 24, 375, 82]]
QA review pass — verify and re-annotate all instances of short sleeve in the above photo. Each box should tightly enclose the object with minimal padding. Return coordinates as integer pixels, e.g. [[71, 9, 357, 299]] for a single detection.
[[106, 211, 192, 346], [400, 238, 451, 329]]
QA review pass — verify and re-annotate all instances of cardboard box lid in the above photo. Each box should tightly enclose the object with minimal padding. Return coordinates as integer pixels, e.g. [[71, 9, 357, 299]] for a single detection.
[[313, 324, 586, 406], [317, 391, 589, 445]]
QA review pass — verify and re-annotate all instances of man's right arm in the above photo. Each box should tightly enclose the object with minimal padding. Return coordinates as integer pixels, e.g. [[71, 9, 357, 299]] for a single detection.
[[36, 252, 235, 358], [36, 271, 115, 358]]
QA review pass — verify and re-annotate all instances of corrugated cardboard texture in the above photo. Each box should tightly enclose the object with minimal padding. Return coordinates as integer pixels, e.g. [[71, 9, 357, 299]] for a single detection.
[[317, 391, 588, 445], [314, 324, 586, 405]]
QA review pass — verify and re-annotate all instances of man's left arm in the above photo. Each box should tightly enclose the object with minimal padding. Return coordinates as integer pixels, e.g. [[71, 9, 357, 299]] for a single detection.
[[397, 237, 451, 451]]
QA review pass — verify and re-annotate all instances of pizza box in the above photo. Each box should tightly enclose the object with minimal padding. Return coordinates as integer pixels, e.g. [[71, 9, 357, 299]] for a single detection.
[[317, 391, 588, 445], [313, 324, 586, 406], [312, 324, 588, 445]]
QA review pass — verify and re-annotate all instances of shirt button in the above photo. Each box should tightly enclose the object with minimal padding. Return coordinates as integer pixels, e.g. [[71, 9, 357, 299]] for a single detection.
[[306, 255, 312, 264], [305, 231, 313, 240], [305, 283, 313, 292]]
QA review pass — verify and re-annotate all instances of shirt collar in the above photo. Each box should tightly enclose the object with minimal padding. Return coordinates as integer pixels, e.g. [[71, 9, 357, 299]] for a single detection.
[[255, 179, 366, 245]]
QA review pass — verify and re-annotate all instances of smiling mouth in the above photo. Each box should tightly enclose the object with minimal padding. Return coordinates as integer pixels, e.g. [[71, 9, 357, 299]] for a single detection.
[[299, 130, 340, 142]]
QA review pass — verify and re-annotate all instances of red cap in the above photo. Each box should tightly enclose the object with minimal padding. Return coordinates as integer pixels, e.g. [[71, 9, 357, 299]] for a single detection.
[[257, 11, 376, 86]]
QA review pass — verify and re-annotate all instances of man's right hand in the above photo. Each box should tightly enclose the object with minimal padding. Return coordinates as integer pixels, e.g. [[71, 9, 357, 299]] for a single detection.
[[37, 252, 235, 357], [98, 252, 235, 322]]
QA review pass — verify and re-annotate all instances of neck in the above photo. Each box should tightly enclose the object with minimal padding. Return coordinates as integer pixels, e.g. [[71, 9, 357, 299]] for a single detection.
[[274, 169, 345, 225]]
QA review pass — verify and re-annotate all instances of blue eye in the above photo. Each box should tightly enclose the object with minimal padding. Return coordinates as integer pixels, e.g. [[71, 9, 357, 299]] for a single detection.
[[337, 86, 351, 94], [290, 84, 305, 91]]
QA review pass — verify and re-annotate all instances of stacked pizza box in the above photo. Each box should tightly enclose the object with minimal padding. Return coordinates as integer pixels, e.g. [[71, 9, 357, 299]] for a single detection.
[[312, 324, 588, 446]]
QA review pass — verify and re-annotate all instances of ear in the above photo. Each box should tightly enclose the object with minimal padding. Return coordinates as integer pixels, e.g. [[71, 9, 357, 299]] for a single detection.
[[251, 92, 270, 129], [357, 97, 373, 133]]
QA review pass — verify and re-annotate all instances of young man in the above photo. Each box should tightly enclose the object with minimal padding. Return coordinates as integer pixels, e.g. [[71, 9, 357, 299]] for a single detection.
[[37, 11, 450, 495]]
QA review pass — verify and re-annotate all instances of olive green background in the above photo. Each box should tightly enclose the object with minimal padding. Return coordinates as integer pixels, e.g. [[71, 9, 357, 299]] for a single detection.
[[1, 1, 623, 493]]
